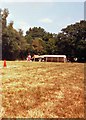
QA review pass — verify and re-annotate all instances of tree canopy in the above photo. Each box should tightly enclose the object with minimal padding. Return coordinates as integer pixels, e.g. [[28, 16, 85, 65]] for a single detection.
[[1, 8, 86, 62]]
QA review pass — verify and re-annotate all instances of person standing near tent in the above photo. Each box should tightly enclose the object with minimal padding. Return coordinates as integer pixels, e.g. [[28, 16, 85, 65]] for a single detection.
[[27, 53, 31, 61]]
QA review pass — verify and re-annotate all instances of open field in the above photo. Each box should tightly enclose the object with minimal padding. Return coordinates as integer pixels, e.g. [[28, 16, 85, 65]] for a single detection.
[[0, 61, 85, 118]]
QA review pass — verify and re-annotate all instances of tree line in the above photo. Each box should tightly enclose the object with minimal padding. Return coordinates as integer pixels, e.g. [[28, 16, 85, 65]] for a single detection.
[[1, 9, 86, 62]]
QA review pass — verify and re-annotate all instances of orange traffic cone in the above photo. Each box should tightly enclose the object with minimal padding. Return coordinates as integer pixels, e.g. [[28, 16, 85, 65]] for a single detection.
[[3, 60, 7, 67]]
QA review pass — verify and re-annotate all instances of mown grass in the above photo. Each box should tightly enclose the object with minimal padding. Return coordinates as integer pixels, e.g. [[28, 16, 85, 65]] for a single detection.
[[0, 61, 85, 118]]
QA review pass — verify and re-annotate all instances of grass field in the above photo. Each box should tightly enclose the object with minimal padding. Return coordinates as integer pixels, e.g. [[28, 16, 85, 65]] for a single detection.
[[0, 61, 85, 118]]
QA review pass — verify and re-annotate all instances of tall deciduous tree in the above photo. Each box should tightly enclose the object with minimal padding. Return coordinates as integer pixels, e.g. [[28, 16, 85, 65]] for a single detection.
[[56, 20, 86, 62], [2, 9, 29, 60], [2, 8, 9, 29]]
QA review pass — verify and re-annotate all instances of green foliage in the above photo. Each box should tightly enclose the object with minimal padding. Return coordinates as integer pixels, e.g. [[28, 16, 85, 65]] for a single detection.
[[32, 38, 46, 55], [45, 38, 57, 55], [56, 20, 86, 62], [2, 13, 29, 60], [2, 8, 9, 29], [26, 27, 46, 39]]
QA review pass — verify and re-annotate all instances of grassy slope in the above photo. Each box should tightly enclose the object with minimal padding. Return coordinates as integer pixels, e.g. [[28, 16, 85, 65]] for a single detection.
[[0, 61, 84, 118]]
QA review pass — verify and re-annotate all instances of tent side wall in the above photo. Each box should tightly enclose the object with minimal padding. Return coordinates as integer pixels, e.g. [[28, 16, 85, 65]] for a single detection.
[[44, 56, 66, 62]]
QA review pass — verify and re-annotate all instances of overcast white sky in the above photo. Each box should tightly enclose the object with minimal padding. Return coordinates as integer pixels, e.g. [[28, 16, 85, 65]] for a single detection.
[[0, 1, 85, 34]]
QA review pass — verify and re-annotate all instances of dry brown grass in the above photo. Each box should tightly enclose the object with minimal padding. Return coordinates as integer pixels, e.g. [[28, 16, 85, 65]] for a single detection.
[[0, 61, 85, 118]]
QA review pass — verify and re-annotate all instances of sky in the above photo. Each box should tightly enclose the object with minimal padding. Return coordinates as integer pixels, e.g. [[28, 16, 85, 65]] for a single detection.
[[0, 1, 85, 35]]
